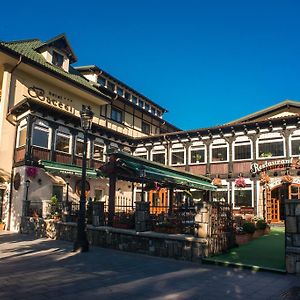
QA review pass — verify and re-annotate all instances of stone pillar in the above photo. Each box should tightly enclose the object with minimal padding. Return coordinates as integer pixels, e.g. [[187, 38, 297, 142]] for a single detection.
[[135, 201, 150, 232], [194, 202, 210, 238], [285, 200, 300, 274]]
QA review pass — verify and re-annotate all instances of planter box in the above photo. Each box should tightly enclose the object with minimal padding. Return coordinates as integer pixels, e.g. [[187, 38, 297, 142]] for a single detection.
[[0, 223, 5, 230], [252, 229, 264, 239], [236, 233, 252, 245]]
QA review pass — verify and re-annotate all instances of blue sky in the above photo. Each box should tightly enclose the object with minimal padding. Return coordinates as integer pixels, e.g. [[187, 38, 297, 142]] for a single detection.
[[1, 1, 300, 130]]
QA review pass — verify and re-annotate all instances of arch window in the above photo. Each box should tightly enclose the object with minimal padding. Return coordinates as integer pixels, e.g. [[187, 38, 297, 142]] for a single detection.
[[211, 139, 228, 162], [93, 139, 105, 161], [290, 130, 300, 157], [170, 144, 185, 166], [233, 179, 253, 208], [189, 142, 206, 164], [17, 119, 27, 148], [55, 127, 72, 154], [233, 137, 252, 161], [151, 146, 166, 165], [257, 133, 284, 159], [32, 120, 51, 149]]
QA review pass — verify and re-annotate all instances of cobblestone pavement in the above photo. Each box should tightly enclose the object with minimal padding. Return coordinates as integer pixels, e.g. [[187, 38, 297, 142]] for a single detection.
[[0, 231, 299, 300]]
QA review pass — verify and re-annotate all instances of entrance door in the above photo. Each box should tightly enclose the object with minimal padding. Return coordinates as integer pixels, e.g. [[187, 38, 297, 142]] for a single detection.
[[268, 187, 282, 223], [0, 189, 4, 220], [148, 188, 168, 214]]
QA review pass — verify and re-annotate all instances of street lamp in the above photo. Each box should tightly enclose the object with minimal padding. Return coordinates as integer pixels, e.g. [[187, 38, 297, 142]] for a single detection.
[[24, 179, 30, 216], [73, 105, 94, 252], [139, 167, 146, 202]]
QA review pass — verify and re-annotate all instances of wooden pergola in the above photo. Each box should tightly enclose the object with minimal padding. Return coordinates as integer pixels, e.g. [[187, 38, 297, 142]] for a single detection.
[[100, 150, 216, 226]]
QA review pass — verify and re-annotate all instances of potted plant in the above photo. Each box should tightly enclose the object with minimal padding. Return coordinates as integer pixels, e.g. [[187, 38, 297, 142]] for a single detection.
[[260, 152, 272, 158], [113, 212, 135, 229], [0, 221, 5, 230], [235, 221, 256, 245], [50, 195, 61, 220], [195, 153, 202, 163]]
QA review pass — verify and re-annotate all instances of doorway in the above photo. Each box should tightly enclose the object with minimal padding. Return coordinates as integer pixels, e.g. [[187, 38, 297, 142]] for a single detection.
[[267, 183, 300, 223]]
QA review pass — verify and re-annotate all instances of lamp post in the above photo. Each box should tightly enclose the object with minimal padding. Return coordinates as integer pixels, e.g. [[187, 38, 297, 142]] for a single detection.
[[139, 167, 146, 202], [24, 179, 30, 216], [73, 105, 94, 252]]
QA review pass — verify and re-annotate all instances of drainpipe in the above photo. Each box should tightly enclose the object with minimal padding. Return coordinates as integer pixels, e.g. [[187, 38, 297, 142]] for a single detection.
[[5, 56, 23, 230]]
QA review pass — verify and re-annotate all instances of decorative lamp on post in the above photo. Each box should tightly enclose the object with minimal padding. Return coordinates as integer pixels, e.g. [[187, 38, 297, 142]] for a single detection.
[[24, 179, 30, 217], [139, 167, 146, 202], [73, 105, 94, 252]]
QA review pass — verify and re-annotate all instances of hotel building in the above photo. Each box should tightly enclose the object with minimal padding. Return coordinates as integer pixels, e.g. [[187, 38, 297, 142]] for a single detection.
[[0, 33, 299, 230]]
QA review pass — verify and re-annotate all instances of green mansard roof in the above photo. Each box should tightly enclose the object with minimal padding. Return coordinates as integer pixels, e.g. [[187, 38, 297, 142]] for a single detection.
[[0, 36, 110, 100]]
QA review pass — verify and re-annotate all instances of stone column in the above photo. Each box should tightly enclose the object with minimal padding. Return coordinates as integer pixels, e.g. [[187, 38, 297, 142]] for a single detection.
[[285, 200, 300, 274]]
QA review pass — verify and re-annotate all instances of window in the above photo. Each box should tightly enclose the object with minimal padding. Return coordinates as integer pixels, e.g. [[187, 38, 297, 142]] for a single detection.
[[17, 121, 27, 148], [258, 135, 284, 158], [290, 133, 300, 156], [151, 107, 156, 115], [144, 103, 150, 111], [124, 92, 131, 100], [151, 148, 166, 164], [107, 81, 115, 92], [93, 142, 105, 161], [56, 129, 71, 153], [212, 184, 229, 203], [32, 121, 50, 149], [134, 147, 148, 160], [98, 76, 106, 86], [132, 96, 138, 105], [117, 87, 124, 96], [100, 105, 106, 117], [52, 51, 64, 67], [111, 107, 122, 123], [189, 145, 205, 164], [142, 121, 151, 134], [139, 100, 144, 108], [234, 184, 253, 207], [171, 145, 185, 165], [211, 140, 228, 162], [157, 110, 162, 117], [234, 140, 252, 160], [75, 133, 84, 156]]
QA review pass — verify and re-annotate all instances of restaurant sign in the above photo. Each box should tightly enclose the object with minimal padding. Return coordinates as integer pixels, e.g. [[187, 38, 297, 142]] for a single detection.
[[250, 158, 300, 174], [26, 86, 75, 114]]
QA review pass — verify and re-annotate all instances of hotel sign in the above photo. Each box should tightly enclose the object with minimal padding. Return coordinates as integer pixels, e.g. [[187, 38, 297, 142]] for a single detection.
[[26, 86, 75, 114], [250, 158, 300, 174]]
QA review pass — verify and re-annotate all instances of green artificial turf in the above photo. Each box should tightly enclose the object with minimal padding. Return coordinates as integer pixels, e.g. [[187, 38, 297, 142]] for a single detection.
[[204, 227, 285, 271]]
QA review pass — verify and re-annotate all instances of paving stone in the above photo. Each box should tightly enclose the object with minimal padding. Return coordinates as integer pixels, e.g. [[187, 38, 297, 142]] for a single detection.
[[0, 231, 299, 300]]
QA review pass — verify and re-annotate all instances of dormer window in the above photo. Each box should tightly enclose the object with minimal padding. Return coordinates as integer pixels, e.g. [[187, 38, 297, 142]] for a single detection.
[[52, 50, 64, 67]]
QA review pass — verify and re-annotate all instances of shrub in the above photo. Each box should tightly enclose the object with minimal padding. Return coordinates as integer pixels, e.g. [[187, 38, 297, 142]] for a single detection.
[[242, 222, 256, 234], [256, 219, 267, 230]]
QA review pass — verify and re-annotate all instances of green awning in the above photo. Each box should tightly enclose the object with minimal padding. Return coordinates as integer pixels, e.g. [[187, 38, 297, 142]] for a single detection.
[[104, 151, 216, 191], [39, 160, 101, 178]]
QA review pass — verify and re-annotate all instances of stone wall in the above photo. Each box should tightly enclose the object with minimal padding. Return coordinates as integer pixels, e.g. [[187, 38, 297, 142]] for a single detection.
[[285, 200, 300, 274], [20, 217, 221, 262]]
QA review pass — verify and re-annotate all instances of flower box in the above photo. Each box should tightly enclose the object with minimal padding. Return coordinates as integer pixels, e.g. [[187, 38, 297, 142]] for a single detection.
[[235, 233, 252, 245]]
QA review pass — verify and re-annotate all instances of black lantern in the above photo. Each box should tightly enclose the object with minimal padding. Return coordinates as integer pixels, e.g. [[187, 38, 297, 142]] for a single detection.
[[80, 105, 94, 130], [73, 105, 94, 252]]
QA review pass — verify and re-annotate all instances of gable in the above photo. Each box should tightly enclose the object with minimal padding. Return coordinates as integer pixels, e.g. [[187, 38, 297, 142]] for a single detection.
[[227, 100, 300, 124]]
